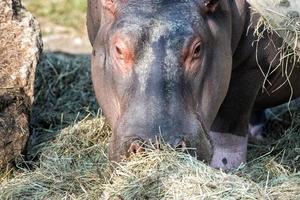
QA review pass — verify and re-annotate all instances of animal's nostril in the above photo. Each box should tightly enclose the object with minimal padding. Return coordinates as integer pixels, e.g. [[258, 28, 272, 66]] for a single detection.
[[174, 138, 187, 152], [128, 140, 144, 155]]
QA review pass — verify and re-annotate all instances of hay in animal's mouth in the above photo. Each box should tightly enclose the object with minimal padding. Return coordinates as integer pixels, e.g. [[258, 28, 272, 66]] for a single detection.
[[0, 115, 299, 199]]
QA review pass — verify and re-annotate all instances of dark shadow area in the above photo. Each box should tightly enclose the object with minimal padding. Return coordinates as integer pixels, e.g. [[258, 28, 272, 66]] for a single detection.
[[26, 52, 99, 159], [247, 101, 300, 172]]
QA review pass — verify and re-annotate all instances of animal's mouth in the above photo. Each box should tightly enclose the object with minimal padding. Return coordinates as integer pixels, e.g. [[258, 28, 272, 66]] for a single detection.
[[115, 128, 208, 160], [109, 110, 212, 162]]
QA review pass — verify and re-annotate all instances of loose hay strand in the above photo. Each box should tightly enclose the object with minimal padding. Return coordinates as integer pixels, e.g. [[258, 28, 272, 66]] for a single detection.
[[248, 0, 300, 109]]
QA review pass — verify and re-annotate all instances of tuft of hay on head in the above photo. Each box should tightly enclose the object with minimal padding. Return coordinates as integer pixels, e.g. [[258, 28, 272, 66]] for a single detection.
[[248, 0, 300, 106], [248, 0, 300, 54]]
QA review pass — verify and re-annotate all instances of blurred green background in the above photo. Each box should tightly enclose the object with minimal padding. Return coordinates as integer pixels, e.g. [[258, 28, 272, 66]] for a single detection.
[[23, 0, 91, 54], [23, 0, 87, 31]]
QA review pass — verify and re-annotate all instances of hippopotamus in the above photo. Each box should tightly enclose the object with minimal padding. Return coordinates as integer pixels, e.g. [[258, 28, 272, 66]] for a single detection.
[[87, 0, 300, 169]]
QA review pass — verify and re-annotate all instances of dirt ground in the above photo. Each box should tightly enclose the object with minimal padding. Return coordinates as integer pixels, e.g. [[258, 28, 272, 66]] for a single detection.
[[40, 20, 91, 54]]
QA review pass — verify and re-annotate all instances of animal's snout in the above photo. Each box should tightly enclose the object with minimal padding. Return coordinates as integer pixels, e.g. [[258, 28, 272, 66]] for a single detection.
[[126, 136, 190, 157], [127, 138, 145, 155]]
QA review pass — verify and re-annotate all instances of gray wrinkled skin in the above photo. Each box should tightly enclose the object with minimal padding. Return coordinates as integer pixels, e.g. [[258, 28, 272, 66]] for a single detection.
[[87, 0, 300, 169]]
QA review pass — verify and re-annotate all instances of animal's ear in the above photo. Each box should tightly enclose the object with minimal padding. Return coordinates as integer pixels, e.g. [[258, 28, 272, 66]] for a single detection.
[[87, 0, 119, 45], [203, 0, 220, 13], [87, 0, 102, 45]]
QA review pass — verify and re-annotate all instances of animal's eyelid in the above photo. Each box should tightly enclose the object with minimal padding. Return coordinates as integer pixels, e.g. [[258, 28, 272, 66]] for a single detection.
[[192, 42, 202, 57]]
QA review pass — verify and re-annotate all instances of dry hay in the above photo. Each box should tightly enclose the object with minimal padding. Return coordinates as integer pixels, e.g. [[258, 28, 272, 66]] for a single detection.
[[247, 0, 300, 106], [0, 53, 299, 199], [0, 116, 299, 199], [248, 0, 300, 55], [26, 53, 98, 159], [0, 118, 111, 200]]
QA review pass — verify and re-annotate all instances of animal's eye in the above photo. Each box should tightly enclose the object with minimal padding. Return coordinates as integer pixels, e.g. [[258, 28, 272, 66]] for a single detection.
[[115, 46, 122, 55], [111, 35, 135, 73], [183, 39, 203, 72], [114, 43, 126, 59], [192, 42, 202, 58]]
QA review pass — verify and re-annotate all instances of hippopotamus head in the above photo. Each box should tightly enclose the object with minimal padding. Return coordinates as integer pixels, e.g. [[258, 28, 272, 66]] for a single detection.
[[87, 0, 233, 162]]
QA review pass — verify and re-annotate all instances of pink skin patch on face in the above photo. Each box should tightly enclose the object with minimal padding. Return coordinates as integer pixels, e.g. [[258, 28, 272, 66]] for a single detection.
[[111, 34, 135, 74]]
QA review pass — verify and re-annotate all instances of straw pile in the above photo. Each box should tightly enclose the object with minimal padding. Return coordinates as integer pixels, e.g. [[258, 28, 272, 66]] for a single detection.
[[0, 53, 299, 199], [1, 115, 299, 199]]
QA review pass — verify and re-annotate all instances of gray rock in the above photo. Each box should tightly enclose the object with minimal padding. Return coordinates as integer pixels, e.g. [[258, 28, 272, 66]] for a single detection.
[[0, 0, 42, 171]]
